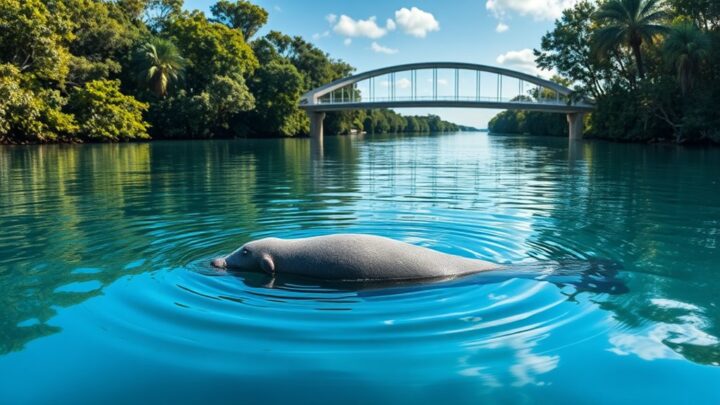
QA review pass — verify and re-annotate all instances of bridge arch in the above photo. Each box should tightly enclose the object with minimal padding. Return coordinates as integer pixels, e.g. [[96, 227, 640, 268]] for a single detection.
[[299, 62, 594, 140]]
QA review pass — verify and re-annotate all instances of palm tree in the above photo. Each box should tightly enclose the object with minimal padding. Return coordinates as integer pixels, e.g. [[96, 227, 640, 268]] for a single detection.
[[593, 0, 670, 79], [137, 38, 186, 98], [663, 22, 710, 96]]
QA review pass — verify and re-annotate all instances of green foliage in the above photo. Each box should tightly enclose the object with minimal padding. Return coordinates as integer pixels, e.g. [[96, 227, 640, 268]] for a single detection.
[[69, 80, 150, 141], [211, 0, 268, 39], [593, 0, 670, 79], [359, 110, 463, 134], [0, 0, 73, 85], [530, 0, 720, 144], [0, 0, 467, 143], [166, 11, 258, 88], [147, 73, 254, 139], [663, 22, 710, 95], [260, 31, 354, 90], [140, 10, 258, 138], [488, 109, 568, 137], [244, 30, 357, 137], [135, 37, 187, 97], [63, 0, 145, 85], [536, 2, 612, 98], [246, 61, 305, 136], [669, 0, 720, 30], [0, 64, 78, 143]]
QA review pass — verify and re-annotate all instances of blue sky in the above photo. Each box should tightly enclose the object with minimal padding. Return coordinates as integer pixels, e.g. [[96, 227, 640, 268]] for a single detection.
[[184, 0, 574, 128]]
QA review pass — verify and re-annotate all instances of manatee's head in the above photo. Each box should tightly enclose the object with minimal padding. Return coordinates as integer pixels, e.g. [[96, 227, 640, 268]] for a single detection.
[[211, 238, 279, 274]]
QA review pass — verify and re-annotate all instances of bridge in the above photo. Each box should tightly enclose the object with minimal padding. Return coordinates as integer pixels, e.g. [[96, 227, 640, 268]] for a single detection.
[[299, 62, 594, 140]]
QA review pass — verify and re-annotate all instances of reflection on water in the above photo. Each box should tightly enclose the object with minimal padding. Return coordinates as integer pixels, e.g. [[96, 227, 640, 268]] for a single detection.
[[1, 133, 719, 402]]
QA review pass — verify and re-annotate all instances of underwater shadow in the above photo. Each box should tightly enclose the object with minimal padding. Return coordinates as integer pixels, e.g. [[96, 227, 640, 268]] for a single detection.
[[218, 259, 628, 299]]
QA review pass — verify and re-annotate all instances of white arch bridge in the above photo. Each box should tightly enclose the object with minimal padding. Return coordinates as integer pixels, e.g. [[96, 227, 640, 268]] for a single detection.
[[299, 62, 594, 140]]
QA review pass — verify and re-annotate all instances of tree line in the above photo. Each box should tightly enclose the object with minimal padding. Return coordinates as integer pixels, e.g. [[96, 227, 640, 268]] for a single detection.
[[0, 0, 469, 144], [489, 0, 720, 144]]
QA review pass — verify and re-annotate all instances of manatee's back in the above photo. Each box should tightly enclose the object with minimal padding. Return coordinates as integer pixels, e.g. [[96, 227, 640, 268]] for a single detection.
[[277, 234, 494, 281]]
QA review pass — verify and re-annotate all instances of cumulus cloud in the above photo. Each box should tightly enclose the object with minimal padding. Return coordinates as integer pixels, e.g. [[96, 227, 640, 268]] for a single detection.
[[496, 22, 509, 33], [394, 7, 440, 38], [397, 78, 411, 89], [386, 19, 397, 31], [333, 15, 389, 39], [371, 41, 398, 55], [326, 14, 338, 24], [486, 0, 581, 21], [496, 48, 552, 78]]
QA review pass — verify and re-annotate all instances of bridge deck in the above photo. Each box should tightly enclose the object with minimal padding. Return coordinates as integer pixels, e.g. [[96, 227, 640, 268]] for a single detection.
[[301, 100, 594, 113]]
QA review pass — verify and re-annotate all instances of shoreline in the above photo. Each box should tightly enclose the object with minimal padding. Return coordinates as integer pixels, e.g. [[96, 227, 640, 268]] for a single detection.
[[3, 132, 719, 147]]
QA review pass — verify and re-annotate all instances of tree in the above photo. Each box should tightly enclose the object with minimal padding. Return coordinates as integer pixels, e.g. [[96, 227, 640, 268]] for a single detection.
[[262, 31, 354, 90], [211, 0, 268, 40], [205, 73, 255, 134], [593, 0, 670, 79], [663, 22, 710, 95], [246, 61, 305, 136], [669, 0, 720, 30], [136, 38, 186, 97], [535, 1, 610, 98], [0, 64, 78, 143], [144, 0, 184, 32], [166, 11, 258, 88], [0, 0, 73, 85], [69, 79, 150, 141]]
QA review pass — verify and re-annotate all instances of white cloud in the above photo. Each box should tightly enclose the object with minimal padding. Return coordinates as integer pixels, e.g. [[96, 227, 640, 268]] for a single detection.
[[486, 0, 581, 21], [273, 5, 282, 12], [397, 78, 411, 89], [371, 41, 398, 54], [394, 7, 440, 38], [312, 31, 330, 40], [326, 14, 338, 24], [333, 15, 388, 39], [386, 19, 397, 31], [496, 22, 509, 33], [344, 38, 352, 46], [496, 48, 552, 78]]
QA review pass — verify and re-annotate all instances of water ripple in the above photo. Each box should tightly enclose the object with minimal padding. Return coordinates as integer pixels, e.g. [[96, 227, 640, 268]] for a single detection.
[[1, 134, 720, 402]]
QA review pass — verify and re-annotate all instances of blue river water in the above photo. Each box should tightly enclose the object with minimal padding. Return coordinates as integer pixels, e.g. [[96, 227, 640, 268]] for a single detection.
[[1, 132, 719, 404]]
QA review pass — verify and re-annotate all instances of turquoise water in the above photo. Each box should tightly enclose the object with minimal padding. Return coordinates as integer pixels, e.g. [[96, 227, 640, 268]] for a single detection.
[[1, 133, 719, 403]]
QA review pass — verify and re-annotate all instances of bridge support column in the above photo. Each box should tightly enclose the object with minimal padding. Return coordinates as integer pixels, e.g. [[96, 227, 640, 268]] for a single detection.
[[308, 111, 326, 139], [567, 113, 585, 141]]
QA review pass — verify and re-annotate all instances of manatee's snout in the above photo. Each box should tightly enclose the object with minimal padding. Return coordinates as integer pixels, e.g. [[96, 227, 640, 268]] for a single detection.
[[211, 258, 227, 269]]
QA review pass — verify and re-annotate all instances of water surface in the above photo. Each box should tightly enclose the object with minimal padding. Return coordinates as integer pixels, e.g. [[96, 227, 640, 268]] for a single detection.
[[1, 133, 719, 403]]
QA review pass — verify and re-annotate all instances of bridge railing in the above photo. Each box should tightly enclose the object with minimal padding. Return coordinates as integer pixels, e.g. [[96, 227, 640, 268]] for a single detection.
[[316, 95, 572, 105]]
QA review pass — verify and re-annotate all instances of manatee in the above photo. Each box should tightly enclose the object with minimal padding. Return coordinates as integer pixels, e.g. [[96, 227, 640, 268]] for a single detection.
[[211, 234, 500, 281]]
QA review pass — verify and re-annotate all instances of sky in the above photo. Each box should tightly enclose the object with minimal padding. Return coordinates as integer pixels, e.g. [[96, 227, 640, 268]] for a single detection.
[[184, 0, 578, 128]]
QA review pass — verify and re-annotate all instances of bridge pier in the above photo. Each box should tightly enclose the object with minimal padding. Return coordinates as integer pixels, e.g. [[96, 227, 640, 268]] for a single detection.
[[308, 111, 326, 139], [567, 113, 585, 141]]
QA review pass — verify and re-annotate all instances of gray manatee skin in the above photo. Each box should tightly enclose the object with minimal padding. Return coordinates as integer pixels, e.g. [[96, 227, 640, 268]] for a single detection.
[[212, 234, 500, 281]]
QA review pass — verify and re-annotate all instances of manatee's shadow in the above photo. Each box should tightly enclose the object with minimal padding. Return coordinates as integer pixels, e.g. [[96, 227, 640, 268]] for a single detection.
[[218, 259, 628, 298]]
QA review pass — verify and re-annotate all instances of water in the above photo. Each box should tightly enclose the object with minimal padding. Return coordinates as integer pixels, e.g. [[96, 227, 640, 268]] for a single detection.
[[1, 133, 719, 404]]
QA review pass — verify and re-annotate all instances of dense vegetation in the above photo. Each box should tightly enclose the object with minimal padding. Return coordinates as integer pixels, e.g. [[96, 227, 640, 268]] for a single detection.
[[490, 0, 720, 144], [0, 0, 468, 144]]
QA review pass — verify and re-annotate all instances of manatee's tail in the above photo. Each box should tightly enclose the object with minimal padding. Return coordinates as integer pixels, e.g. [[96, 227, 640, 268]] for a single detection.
[[476, 259, 628, 296]]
